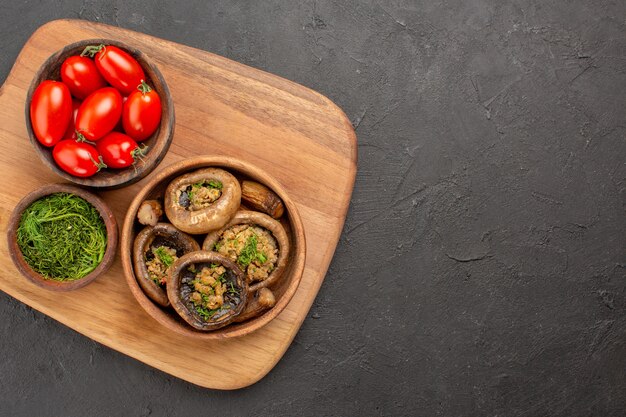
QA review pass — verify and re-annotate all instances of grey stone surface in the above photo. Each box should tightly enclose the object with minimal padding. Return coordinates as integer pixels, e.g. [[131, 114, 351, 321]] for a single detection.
[[1, 1, 625, 415]]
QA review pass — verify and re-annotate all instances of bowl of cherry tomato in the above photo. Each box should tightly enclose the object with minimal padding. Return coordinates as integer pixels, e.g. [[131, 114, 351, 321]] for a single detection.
[[25, 39, 174, 189]]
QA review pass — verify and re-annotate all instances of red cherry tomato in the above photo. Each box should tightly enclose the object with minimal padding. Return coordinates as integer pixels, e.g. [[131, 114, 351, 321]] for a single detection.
[[75, 87, 123, 141], [122, 81, 162, 141], [113, 96, 128, 132], [82, 44, 145, 96], [60, 56, 107, 100], [29, 81, 72, 147], [96, 132, 146, 169], [62, 99, 82, 140], [52, 140, 107, 178]]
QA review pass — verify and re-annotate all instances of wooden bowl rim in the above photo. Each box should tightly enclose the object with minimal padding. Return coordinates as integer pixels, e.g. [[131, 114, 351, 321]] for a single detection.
[[6, 183, 119, 291], [24, 38, 175, 190], [121, 156, 307, 340]]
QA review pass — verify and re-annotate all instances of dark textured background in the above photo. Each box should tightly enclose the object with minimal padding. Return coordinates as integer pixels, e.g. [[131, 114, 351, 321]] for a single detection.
[[1, 1, 624, 416]]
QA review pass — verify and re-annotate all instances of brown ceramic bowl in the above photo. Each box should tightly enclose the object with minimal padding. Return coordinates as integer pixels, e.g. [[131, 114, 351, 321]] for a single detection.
[[121, 156, 306, 340], [25, 39, 174, 189], [6, 184, 118, 291]]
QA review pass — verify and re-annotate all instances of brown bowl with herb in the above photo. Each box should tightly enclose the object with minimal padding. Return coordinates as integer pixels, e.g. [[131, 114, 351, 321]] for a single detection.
[[6, 184, 118, 291], [121, 156, 306, 340]]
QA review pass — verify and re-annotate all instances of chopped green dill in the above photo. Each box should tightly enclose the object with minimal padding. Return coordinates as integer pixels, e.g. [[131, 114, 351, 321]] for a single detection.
[[210, 263, 219, 269], [188, 264, 196, 273], [237, 234, 268, 267], [186, 180, 223, 205], [237, 235, 256, 267], [227, 282, 237, 295], [188, 183, 199, 201], [154, 246, 174, 267], [213, 242, 222, 251], [195, 304, 219, 320], [257, 252, 267, 264], [192, 180, 222, 190], [207, 180, 223, 190], [16, 193, 107, 281]]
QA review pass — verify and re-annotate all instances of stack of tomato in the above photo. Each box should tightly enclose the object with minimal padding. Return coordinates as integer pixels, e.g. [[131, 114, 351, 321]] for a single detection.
[[30, 44, 162, 178]]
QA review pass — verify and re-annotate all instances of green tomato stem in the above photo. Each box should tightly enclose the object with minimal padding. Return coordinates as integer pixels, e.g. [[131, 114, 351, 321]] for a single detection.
[[137, 80, 152, 95], [131, 144, 149, 165], [80, 44, 105, 58], [89, 155, 107, 172], [75, 132, 96, 146]]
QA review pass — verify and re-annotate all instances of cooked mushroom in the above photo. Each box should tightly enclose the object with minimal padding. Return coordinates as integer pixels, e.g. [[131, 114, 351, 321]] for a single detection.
[[241, 180, 284, 218], [167, 251, 248, 331], [202, 210, 289, 292], [164, 168, 241, 234], [133, 223, 200, 307], [234, 288, 276, 323], [137, 200, 163, 226]]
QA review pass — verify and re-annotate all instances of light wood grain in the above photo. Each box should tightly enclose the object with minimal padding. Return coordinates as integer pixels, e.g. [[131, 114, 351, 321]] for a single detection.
[[0, 19, 356, 390]]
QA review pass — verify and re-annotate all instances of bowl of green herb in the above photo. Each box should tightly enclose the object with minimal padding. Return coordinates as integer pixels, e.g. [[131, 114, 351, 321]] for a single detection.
[[7, 184, 118, 291]]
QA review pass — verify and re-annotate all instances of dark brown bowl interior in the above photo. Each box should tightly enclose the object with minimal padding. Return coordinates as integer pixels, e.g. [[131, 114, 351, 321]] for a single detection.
[[6, 184, 118, 291], [25, 39, 174, 190], [121, 156, 306, 340]]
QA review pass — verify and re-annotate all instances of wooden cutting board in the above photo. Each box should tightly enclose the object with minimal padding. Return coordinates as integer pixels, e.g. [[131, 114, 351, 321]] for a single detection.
[[0, 19, 356, 389]]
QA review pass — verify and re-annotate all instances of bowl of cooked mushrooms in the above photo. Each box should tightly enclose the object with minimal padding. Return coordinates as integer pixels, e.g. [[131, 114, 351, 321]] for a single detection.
[[121, 156, 306, 339]]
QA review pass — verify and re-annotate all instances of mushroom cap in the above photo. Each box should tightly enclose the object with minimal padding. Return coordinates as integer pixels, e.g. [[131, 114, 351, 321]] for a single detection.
[[164, 168, 241, 234], [132, 223, 200, 307], [202, 210, 290, 292], [167, 251, 248, 331]]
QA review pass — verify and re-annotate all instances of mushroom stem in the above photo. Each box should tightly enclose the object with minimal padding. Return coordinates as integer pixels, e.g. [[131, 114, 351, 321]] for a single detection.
[[234, 288, 276, 322], [137, 200, 163, 226], [241, 180, 284, 218]]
